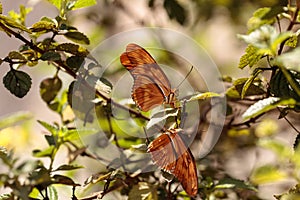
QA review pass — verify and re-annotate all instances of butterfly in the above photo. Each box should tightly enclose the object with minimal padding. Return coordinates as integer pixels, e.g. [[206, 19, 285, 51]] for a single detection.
[[120, 43, 177, 112], [147, 128, 198, 196]]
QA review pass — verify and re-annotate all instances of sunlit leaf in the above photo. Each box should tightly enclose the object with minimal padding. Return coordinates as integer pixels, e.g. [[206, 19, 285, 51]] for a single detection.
[[8, 51, 27, 61], [250, 165, 287, 184], [255, 119, 278, 137], [3, 69, 32, 98], [30, 21, 56, 32], [241, 69, 262, 99], [0, 14, 31, 33], [72, 0, 97, 9], [37, 120, 58, 134], [187, 92, 220, 101], [0, 194, 11, 200], [247, 7, 278, 32], [32, 146, 55, 158], [258, 139, 293, 160], [238, 45, 262, 69], [0, 111, 32, 130], [242, 97, 296, 120], [215, 177, 257, 191]]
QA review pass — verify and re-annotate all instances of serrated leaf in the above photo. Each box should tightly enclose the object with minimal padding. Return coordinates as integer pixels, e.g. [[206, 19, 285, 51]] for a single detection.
[[163, 0, 187, 25], [54, 164, 83, 171], [187, 92, 220, 101], [0, 14, 31, 33], [32, 146, 55, 157], [241, 69, 262, 99], [40, 51, 61, 61], [250, 165, 287, 184], [3, 69, 32, 98], [40, 77, 62, 103], [8, 51, 27, 61], [215, 178, 257, 191], [30, 21, 56, 32], [128, 182, 158, 200], [0, 111, 32, 130], [56, 43, 89, 57], [64, 31, 90, 45], [242, 97, 296, 120], [66, 56, 84, 71], [238, 45, 262, 69]]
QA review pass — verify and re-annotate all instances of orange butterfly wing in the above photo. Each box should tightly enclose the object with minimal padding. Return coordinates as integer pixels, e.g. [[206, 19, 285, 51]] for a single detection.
[[147, 129, 198, 196], [120, 43, 173, 111]]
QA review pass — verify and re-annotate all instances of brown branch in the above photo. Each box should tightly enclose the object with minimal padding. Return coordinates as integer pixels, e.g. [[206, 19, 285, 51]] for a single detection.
[[0, 21, 151, 123]]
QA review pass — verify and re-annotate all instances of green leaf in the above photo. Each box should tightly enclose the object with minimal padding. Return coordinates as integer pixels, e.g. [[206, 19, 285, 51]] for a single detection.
[[0, 3, 2, 14], [46, 186, 58, 200], [54, 164, 83, 171], [64, 31, 90, 45], [30, 21, 56, 32], [72, 0, 97, 9], [56, 43, 89, 57], [163, 0, 187, 25], [258, 139, 293, 160], [247, 7, 277, 32], [242, 97, 296, 120], [0, 14, 31, 33], [32, 146, 55, 157], [215, 177, 257, 191], [8, 51, 27, 61], [47, 0, 62, 10], [226, 78, 265, 98], [238, 45, 263, 69], [52, 174, 80, 186], [187, 92, 220, 101], [3, 69, 32, 98], [0, 111, 32, 130], [37, 120, 58, 134], [40, 77, 62, 103], [250, 165, 287, 184], [40, 51, 61, 61], [66, 56, 84, 71], [241, 69, 262, 99], [128, 182, 158, 200]]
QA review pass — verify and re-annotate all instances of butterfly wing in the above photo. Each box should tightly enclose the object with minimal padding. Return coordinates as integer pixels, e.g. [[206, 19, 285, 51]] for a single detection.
[[120, 43, 172, 111], [147, 129, 198, 196]]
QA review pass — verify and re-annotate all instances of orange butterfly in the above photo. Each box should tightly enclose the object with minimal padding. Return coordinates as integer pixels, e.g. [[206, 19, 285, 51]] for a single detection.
[[120, 43, 177, 112], [147, 128, 198, 196]]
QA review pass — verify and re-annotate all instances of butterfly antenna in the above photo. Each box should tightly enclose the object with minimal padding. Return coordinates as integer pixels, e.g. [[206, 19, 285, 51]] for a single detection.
[[176, 66, 193, 89]]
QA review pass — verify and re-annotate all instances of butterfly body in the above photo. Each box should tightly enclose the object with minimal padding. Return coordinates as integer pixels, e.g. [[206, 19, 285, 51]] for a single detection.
[[147, 128, 198, 197], [120, 43, 177, 111]]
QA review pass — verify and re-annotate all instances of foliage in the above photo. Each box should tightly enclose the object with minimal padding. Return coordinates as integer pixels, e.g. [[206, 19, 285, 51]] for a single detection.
[[0, 0, 300, 200]]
